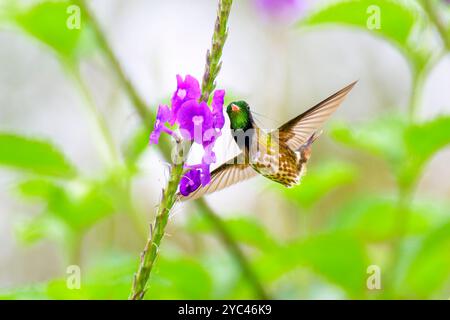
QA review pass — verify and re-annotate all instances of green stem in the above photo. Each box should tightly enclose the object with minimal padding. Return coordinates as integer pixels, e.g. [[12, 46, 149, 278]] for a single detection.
[[74, 0, 153, 123], [128, 0, 234, 300], [67, 231, 83, 267], [200, 0, 232, 102], [196, 200, 269, 299], [421, 0, 450, 51], [384, 182, 415, 298], [129, 144, 185, 300], [384, 0, 450, 290], [70, 66, 119, 165], [408, 69, 423, 122], [409, 0, 449, 121]]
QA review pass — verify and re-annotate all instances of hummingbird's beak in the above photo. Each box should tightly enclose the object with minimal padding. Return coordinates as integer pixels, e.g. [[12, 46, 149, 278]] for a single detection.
[[231, 104, 240, 112]]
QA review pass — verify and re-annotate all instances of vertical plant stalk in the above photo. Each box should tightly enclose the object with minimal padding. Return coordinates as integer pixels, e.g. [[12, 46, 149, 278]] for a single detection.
[[80, 0, 267, 300], [198, 0, 268, 298], [385, 0, 450, 297], [130, 142, 185, 300], [200, 0, 232, 102], [196, 200, 269, 299], [128, 0, 234, 300], [71, 67, 120, 165], [409, 0, 450, 120], [74, 0, 153, 124], [421, 0, 450, 51]]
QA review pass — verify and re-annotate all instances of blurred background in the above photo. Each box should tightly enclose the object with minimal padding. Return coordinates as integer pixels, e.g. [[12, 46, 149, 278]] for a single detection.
[[0, 0, 449, 299]]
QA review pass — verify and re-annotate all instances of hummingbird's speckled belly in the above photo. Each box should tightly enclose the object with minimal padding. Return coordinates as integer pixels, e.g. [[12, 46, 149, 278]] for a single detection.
[[250, 146, 305, 187]]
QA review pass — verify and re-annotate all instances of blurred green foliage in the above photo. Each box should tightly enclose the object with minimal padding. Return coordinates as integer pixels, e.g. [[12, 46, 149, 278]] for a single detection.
[[301, 0, 431, 71], [332, 115, 450, 187], [271, 161, 358, 209], [0, 134, 76, 178], [12, 0, 96, 62], [0, 0, 449, 300]]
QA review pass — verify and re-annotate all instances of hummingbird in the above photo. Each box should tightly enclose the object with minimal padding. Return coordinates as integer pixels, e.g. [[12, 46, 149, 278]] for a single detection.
[[181, 81, 357, 201]]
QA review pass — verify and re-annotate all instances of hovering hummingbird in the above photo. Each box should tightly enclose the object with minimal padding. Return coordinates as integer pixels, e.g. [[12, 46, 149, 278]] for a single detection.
[[181, 81, 357, 201]]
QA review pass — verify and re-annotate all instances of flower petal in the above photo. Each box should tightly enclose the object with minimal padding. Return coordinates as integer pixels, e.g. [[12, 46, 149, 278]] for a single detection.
[[149, 104, 172, 145], [170, 74, 201, 125], [177, 100, 213, 144], [179, 168, 202, 196], [212, 89, 226, 129]]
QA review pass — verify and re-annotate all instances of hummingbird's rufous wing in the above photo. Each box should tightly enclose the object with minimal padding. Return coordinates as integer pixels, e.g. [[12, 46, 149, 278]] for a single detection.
[[278, 81, 357, 151], [179, 155, 257, 201]]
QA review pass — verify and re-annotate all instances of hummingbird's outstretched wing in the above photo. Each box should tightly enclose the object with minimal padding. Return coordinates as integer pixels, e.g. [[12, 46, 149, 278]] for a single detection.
[[179, 155, 258, 201], [278, 81, 357, 151]]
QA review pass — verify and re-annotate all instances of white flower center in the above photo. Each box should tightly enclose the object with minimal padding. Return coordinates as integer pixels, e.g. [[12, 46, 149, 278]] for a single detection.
[[192, 115, 204, 126], [177, 89, 187, 99]]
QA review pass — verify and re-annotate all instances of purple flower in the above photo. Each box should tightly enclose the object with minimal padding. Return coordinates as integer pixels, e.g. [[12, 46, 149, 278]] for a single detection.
[[211, 89, 225, 130], [254, 0, 306, 22], [177, 100, 213, 144], [199, 163, 211, 185], [170, 74, 201, 125], [179, 163, 211, 196], [149, 74, 226, 197], [179, 168, 202, 196], [201, 89, 225, 154], [149, 104, 172, 145], [202, 140, 217, 164]]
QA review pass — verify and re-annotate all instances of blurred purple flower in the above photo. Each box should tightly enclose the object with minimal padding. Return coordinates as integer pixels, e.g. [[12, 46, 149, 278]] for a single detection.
[[254, 0, 306, 22], [170, 74, 201, 125], [149, 74, 225, 196]]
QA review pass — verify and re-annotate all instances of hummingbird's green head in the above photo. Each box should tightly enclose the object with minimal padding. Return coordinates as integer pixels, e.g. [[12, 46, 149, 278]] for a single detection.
[[226, 101, 253, 130]]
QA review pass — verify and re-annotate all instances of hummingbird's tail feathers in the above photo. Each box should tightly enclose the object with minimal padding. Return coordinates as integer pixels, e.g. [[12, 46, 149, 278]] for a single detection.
[[304, 130, 323, 148]]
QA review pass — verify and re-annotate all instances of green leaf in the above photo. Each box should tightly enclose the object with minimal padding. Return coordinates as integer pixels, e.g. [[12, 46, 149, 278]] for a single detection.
[[329, 195, 445, 241], [123, 125, 151, 169], [302, 0, 417, 45], [296, 233, 369, 298], [147, 256, 213, 299], [401, 116, 450, 186], [330, 115, 450, 187], [256, 232, 369, 298], [16, 215, 66, 245], [299, 0, 430, 70], [330, 116, 407, 166], [403, 221, 450, 298], [405, 116, 450, 161], [46, 255, 136, 299], [14, 1, 95, 61], [17, 179, 115, 232], [0, 285, 47, 300], [6, 254, 213, 300], [0, 133, 76, 178], [274, 161, 358, 209]]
